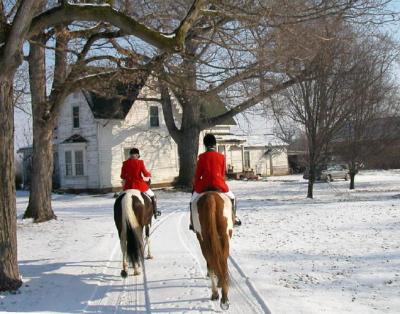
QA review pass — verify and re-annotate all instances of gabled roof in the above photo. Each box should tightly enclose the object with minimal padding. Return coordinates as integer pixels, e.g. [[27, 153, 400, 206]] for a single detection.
[[82, 80, 145, 120], [62, 134, 88, 143]]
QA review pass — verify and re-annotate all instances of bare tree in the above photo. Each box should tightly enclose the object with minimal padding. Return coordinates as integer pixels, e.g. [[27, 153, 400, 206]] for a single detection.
[[0, 0, 205, 291], [271, 24, 369, 198], [0, 0, 47, 292], [333, 36, 399, 189], [154, 0, 394, 188], [23, 0, 206, 222]]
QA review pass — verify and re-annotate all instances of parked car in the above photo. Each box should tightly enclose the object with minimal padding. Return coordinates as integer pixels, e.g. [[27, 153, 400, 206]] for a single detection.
[[320, 164, 349, 182], [302, 165, 327, 180]]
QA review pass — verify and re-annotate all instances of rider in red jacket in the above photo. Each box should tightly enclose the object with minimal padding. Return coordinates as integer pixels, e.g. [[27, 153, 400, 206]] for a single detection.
[[193, 148, 229, 193], [120, 148, 160, 218], [190, 134, 241, 229]]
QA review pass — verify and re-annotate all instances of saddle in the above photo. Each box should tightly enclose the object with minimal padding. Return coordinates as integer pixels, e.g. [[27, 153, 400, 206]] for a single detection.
[[203, 187, 222, 193], [141, 192, 161, 218], [140, 192, 152, 207]]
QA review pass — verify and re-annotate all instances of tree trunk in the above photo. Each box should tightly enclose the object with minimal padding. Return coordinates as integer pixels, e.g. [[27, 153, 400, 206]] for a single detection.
[[24, 126, 57, 221], [24, 37, 56, 222], [349, 171, 356, 190], [307, 162, 316, 198], [176, 127, 201, 188], [307, 176, 315, 198], [0, 78, 22, 291]]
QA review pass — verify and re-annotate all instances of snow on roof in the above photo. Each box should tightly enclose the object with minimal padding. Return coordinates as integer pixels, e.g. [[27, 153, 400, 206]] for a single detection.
[[244, 134, 288, 147], [215, 134, 246, 143]]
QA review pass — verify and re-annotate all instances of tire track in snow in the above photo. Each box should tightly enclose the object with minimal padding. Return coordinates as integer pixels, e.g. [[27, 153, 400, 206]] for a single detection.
[[176, 211, 271, 313], [82, 240, 121, 313], [176, 212, 219, 312], [84, 209, 271, 313], [83, 209, 177, 313], [228, 256, 272, 313]]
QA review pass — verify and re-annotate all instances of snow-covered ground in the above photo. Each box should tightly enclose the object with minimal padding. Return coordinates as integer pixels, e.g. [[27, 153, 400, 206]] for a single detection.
[[1, 170, 400, 313]]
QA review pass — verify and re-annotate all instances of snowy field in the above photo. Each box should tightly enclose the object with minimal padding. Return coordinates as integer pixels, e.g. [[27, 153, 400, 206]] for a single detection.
[[1, 170, 400, 314]]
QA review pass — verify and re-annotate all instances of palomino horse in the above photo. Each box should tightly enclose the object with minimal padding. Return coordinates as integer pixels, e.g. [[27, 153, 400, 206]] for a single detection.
[[114, 189, 153, 277], [192, 191, 234, 310]]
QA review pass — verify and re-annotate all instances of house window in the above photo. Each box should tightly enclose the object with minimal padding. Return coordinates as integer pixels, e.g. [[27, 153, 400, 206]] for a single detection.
[[73, 106, 80, 128], [149, 106, 159, 127], [65, 151, 73, 176], [244, 151, 251, 169], [75, 151, 84, 176], [65, 149, 84, 176]]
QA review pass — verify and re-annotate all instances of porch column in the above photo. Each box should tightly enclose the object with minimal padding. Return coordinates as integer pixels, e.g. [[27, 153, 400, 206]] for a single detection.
[[241, 145, 245, 173]]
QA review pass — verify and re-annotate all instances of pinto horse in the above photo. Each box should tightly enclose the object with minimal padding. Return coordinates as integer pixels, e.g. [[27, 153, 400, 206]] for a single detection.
[[192, 191, 234, 310], [114, 189, 153, 277]]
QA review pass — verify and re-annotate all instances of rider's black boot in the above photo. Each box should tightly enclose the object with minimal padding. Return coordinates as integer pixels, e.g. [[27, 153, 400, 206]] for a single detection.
[[151, 196, 161, 218], [189, 202, 195, 231], [231, 198, 241, 226]]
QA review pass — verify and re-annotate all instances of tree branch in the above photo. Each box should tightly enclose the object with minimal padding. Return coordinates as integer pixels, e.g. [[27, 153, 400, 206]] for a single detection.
[[0, 0, 45, 80], [201, 77, 298, 128], [29, 0, 205, 53], [159, 81, 181, 141]]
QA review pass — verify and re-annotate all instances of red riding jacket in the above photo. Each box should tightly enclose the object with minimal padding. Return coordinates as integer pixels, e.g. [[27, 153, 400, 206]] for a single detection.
[[193, 150, 229, 193], [120, 158, 151, 192]]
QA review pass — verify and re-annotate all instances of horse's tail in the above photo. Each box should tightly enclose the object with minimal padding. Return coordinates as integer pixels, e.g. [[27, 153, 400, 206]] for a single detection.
[[200, 193, 230, 288], [121, 193, 143, 266]]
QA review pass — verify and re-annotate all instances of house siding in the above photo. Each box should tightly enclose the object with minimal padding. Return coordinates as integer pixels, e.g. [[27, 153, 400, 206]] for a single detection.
[[55, 83, 289, 193], [245, 146, 289, 176], [56, 91, 100, 189], [96, 85, 179, 189]]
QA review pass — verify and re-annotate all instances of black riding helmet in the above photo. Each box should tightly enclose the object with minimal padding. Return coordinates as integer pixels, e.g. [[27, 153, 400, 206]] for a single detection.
[[129, 147, 140, 157], [203, 134, 216, 148]]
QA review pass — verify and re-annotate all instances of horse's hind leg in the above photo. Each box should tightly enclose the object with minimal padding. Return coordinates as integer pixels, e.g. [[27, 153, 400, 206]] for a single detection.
[[145, 225, 153, 259], [220, 284, 230, 310], [132, 227, 143, 276], [133, 262, 140, 276], [120, 239, 128, 278], [209, 269, 219, 301]]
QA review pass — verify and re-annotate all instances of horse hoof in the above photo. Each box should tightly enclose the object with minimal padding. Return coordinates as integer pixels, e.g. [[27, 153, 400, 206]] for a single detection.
[[211, 293, 219, 301], [220, 299, 230, 310], [146, 255, 154, 260], [120, 270, 128, 278], [134, 271, 141, 276]]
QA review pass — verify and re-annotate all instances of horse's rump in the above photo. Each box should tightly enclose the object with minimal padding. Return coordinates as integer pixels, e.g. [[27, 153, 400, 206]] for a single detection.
[[114, 190, 144, 267], [114, 188, 156, 277], [196, 192, 232, 288], [192, 192, 233, 237]]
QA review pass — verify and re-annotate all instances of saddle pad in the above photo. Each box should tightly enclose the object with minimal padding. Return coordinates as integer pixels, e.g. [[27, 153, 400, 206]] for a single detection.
[[191, 192, 233, 238]]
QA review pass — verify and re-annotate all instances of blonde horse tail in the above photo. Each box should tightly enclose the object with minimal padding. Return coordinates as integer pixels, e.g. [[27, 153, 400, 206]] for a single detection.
[[121, 193, 143, 266]]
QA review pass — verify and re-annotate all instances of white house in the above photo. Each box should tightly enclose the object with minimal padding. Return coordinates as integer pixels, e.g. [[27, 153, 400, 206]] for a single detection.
[[206, 128, 289, 177], [37, 79, 289, 192], [54, 79, 181, 192]]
